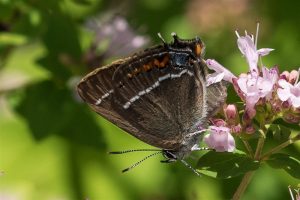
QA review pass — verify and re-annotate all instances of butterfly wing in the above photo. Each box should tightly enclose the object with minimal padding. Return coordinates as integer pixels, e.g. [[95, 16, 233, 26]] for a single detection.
[[206, 81, 228, 118], [77, 59, 139, 134], [77, 48, 208, 150]]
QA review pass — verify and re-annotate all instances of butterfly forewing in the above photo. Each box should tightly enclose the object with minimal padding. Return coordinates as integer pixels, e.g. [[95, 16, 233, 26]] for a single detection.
[[78, 54, 207, 150], [77, 60, 139, 134]]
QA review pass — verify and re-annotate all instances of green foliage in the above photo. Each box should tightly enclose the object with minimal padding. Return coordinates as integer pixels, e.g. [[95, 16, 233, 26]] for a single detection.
[[197, 151, 260, 179], [0, 0, 300, 200], [266, 153, 300, 179], [267, 124, 291, 142]]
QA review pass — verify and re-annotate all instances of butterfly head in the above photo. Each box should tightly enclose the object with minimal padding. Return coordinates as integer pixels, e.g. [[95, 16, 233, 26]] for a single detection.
[[170, 32, 205, 58]]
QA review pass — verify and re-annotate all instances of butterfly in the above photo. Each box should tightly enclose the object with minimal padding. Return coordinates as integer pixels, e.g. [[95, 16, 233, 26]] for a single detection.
[[77, 33, 227, 175]]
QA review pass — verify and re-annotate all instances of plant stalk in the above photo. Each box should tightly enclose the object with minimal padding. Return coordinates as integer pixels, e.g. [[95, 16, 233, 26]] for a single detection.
[[232, 171, 255, 200], [242, 140, 254, 158], [254, 137, 265, 160], [233, 129, 267, 199], [261, 134, 300, 160]]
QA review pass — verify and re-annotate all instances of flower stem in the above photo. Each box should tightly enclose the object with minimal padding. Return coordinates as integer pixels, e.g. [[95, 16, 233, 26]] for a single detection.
[[242, 140, 254, 158], [261, 134, 300, 160], [233, 129, 267, 199], [254, 137, 265, 159], [232, 171, 255, 200], [254, 129, 266, 159]]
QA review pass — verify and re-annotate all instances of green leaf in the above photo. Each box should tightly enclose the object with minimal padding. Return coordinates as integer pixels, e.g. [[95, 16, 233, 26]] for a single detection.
[[273, 118, 300, 131], [267, 124, 291, 142], [197, 151, 260, 179], [266, 153, 300, 179]]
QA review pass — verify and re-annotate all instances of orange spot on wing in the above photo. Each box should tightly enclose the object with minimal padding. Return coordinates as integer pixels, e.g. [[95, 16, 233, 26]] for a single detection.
[[159, 55, 169, 68], [154, 59, 160, 66], [143, 64, 152, 71], [195, 44, 202, 56], [127, 55, 170, 79]]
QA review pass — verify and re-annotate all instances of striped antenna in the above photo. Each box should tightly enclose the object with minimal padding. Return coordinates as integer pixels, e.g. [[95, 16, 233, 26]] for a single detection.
[[122, 151, 162, 173], [180, 160, 201, 176]]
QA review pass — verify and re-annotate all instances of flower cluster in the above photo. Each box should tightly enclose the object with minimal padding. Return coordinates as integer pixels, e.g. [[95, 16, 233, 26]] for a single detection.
[[203, 24, 300, 152]]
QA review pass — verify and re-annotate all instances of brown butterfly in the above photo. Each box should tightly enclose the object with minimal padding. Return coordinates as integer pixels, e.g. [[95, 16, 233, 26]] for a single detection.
[[77, 33, 227, 175]]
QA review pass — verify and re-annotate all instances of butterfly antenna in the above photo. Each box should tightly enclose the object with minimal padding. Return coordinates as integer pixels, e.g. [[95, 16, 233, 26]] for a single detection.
[[122, 151, 162, 173], [109, 149, 161, 154], [171, 32, 179, 43], [180, 160, 201, 176], [157, 33, 167, 45]]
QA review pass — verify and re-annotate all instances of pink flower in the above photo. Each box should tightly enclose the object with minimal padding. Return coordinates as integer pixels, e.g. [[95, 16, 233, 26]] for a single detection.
[[206, 24, 278, 121], [261, 66, 279, 100], [206, 59, 236, 85], [235, 27, 274, 76], [288, 70, 299, 84], [234, 66, 279, 118], [232, 25, 278, 119], [233, 24, 276, 119], [277, 78, 300, 108], [204, 126, 235, 152]]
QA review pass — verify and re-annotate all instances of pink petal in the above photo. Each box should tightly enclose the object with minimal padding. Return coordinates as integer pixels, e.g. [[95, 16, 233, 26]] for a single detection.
[[277, 88, 291, 101], [206, 72, 224, 86], [245, 103, 257, 119], [204, 126, 235, 152], [278, 79, 292, 89], [246, 94, 260, 106], [257, 78, 273, 97], [291, 96, 300, 108], [294, 81, 300, 88], [262, 66, 279, 84], [206, 59, 236, 83], [257, 48, 274, 56], [232, 78, 245, 100], [236, 76, 248, 94], [237, 36, 258, 74]]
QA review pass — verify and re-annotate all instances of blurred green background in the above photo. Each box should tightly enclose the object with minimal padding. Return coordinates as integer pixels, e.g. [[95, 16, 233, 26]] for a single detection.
[[0, 0, 299, 199]]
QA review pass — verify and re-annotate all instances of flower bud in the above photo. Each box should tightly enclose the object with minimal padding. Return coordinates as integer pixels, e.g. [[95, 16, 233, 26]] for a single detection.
[[279, 71, 289, 81], [243, 108, 256, 124], [283, 112, 300, 124], [210, 118, 226, 127], [232, 124, 242, 134], [289, 70, 299, 84], [224, 104, 239, 125], [245, 124, 256, 134], [282, 101, 291, 109]]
